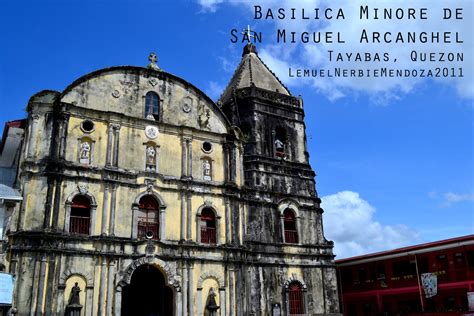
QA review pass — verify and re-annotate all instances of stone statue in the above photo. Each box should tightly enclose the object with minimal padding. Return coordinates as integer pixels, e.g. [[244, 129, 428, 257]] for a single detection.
[[65, 281, 82, 316], [79, 141, 91, 162], [206, 287, 220, 316], [146, 146, 156, 164], [203, 159, 211, 181], [68, 282, 81, 305]]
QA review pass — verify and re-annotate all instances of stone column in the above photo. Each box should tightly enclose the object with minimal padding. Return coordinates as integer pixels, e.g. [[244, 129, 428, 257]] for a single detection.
[[105, 125, 114, 166], [180, 192, 186, 241], [58, 113, 70, 159], [85, 286, 94, 316], [186, 192, 192, 240], [196, 288, 203, 316], [35, 254, 48, 316], [52, 178, 63, 230], [42, 178, 54, 230], [188, 263, 194, 316], [131, 205, 139, 239], [187, 139, 193, 178], [176, 290, 183, 316], [182, 264, 188, 316], [90, 203, 98, 236], [280, 215, 286, 243], [113, 125, 120, 167], [98, 257, 107, 316], [296, 215, 302, 245], [229, 268, 235, 316], [239, 145, 244, 185], [196, 213, 202, 243], [17, 175, 29, 231], [101, 184, 109, 235], [27, 114, 40, 158], [219, 288, 226, 316], [106, 260, 115, 316], [235, 268, 242, 316], [229, 144, 236, 184], [56, 285, 65, 315], [159, 206, 166, 241], [109, 184, 117, 236], [223, 144, 229, 183], [216, 215, 221, 245], [234, 203, 240, 245], [181, 138, 188, 177], [240, 203, 245, 244], [225, 200, 230, 244], [30, 259, 38, 312], [114, 288, 122, 316]]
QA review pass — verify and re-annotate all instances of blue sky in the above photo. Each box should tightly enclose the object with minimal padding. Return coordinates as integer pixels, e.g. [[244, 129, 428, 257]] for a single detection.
[[0, 0, 472, 258]]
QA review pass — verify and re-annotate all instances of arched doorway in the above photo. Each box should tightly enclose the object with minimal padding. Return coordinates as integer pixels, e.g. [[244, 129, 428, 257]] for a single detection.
[[121, 264, 174, 316]]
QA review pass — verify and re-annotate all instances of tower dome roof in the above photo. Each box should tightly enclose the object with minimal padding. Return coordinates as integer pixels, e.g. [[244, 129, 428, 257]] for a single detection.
[[219, 43, 291, 104]]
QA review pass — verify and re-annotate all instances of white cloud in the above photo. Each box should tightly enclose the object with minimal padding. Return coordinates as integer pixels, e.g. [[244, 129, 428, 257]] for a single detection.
[[197, 0, 224, 12], [197, 0, 473, 103], [322, 191, 419, 259], [205, 81, 226, 100], [444, 192, 474, 203], [428, 190, 474, 207]]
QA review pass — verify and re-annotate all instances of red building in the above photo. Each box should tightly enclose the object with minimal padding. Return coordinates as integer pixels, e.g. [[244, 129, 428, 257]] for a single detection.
[[336, 235, 474, 315]]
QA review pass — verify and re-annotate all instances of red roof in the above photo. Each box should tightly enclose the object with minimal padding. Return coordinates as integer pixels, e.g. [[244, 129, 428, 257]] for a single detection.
[[336, 234, 474, 264]]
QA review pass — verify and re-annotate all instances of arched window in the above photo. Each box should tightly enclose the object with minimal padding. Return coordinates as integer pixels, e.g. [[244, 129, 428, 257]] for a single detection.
[[275, 127, 287, 157], [288, 282, 304, 315], [138, 195, 159, 240], [283, 208, 298, 244], [145, 92, 160, 120], [70, 195, 91, 235], [200, 208, 216, 244]]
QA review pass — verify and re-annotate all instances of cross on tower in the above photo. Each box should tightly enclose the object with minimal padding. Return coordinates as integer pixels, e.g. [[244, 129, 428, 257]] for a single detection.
[[241, 25, 257, 43]]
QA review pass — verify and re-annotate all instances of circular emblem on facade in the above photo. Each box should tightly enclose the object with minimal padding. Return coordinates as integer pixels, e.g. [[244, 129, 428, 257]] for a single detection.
[[182, 96, 193, 113], [182, 103, 191, 113], [112, 90, 121, 98], [149, 78, 158, 87], [145, 126, 159, 139]]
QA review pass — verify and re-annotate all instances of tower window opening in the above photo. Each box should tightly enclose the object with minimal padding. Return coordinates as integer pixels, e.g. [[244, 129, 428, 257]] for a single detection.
[[70, 195, 91, 235], [200, 208, 216, 244], [283, 208, 298, 244], [275, 127, 287, 158]]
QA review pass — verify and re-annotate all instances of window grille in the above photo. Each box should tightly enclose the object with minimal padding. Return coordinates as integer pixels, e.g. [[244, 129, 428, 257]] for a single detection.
[[70, 195, 91, 235]]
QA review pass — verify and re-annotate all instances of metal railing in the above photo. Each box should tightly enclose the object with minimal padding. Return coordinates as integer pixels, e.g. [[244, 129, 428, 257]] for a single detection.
[[70, 216, 90, 235], [201, 227, 216, 244], [285, 230, 298, 244], [138, 222, 159, 240]]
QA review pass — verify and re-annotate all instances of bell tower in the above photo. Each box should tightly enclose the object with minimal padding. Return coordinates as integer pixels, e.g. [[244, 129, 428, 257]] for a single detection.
[[219, 43, 339, 314], [220, 43, 316, 197]]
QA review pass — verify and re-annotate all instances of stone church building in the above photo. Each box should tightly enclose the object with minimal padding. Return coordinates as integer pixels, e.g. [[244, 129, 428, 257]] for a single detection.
[[5, 43, 340, 315]]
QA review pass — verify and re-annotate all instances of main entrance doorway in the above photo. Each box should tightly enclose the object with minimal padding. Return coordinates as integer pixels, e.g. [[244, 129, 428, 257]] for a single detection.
[[121, 264, 174, 316]]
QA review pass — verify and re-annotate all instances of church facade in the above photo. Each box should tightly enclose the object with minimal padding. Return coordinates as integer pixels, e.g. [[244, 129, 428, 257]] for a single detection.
[[6, 44, 340, 315]]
